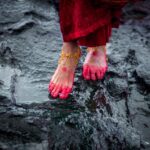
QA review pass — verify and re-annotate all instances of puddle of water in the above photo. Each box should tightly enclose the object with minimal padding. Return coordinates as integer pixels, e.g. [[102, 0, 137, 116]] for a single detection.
[[0, 65, 21, 98], [0, 64, 49, 104], [16, 76, 49, 104]]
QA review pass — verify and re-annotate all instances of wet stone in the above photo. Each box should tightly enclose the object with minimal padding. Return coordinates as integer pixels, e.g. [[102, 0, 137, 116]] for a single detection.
[[0, 0, 150, 149], [106, 77, 128, 100], [136, 64, 150, 87]]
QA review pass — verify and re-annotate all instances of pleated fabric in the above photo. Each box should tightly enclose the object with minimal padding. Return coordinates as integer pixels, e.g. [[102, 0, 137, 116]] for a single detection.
[[59, 0, 128, 46]]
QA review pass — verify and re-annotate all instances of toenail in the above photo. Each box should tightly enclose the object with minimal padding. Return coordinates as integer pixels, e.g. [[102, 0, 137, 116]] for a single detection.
[[59, 93, 68, 100], [52, 94, 58, 98], [53, 93, 58, 97], [85, 76, 90, 80]]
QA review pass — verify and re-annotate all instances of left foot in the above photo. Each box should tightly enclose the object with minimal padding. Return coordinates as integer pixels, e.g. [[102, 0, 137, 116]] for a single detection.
[[82, 46, 108, 80], [48, 42, 81, 99]]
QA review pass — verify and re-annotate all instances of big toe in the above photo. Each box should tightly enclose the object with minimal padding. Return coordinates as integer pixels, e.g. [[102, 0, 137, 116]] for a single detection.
[[83, 65, 90, 80]]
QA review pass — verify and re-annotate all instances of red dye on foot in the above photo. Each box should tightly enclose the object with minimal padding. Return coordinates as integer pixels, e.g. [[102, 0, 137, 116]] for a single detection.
[[62, 67, 67, 72], [82, 47, 108, 81], [92, 51, 98, 56]]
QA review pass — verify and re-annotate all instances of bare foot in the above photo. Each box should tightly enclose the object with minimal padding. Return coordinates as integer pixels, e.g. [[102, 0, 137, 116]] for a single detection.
[[48, 42, 81, 99], [82, 46, 108, 80]]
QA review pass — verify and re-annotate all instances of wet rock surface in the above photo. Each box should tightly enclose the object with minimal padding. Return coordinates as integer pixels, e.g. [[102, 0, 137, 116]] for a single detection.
[[0, 0, 150, 149]]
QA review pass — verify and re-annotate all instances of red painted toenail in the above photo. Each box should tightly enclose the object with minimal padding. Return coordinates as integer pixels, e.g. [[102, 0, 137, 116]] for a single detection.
[[59, 93, 68, 100], [62, 67, 67, 72]]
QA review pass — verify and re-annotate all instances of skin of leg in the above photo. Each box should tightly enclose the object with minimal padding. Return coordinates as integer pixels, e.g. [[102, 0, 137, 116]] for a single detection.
[[48, 41, 80, 99], [82, 45, 108, 80]]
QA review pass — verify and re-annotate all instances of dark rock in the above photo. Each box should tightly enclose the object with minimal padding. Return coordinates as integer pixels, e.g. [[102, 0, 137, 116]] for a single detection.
[[106, 77, 128, 99], [136, 64, 150, 87], [0, 0, 150, 149]]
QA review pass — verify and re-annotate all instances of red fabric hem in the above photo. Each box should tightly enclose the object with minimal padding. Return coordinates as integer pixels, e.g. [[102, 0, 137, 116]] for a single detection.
[[77, 23, 112, 47], [62, 13, 112, 42]]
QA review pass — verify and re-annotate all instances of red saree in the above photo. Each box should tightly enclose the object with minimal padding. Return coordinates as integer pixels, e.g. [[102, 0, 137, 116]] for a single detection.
[[59, 0, 128, 46]]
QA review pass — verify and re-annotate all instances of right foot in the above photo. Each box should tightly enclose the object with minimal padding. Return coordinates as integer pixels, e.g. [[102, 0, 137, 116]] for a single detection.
[[48, 43, 81, 99], [82, 46, 108, 80]]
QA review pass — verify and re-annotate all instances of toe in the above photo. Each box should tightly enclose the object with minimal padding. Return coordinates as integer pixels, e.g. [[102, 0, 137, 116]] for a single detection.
[[104, 66, 108, 73], [83, 65, 90, 80], [103, 67, 107, 75], [98, 67, 104, 80], [91, 72, 96, 80], [48, 81, 55, 92], [96, 70, 101, 80], [59, 87, 72, 100], [51, 85, 59, 98], [59, 93, 69, 99], [83, 65, 88, 76], [105, 65, 108, 71], [52, 85, 62, 98], [101, 68, 106, 79], [89, 67, 96, 81], [66, 87, 72, 93]]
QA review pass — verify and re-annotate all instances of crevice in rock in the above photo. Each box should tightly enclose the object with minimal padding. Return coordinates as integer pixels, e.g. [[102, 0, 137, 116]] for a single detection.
[[24, 10, 49, 21], [7, 22, 35, 35]]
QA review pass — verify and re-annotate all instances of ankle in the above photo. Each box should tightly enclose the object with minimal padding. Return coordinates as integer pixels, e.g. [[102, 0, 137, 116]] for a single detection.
[[58, 45, 81, 68], [62, 42, 79, 53], [87, 45, 106, 54]]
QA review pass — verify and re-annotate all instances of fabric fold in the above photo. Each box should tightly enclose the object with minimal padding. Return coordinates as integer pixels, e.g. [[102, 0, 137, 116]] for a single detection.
[[59, 0, 131, 46]]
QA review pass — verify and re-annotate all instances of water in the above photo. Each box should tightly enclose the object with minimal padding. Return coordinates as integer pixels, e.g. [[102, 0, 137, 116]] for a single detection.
[[0, 0, 150, 149]]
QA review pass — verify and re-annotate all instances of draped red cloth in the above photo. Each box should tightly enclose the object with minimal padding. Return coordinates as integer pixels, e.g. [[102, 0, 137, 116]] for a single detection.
[[59, 0, 131, 46]]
